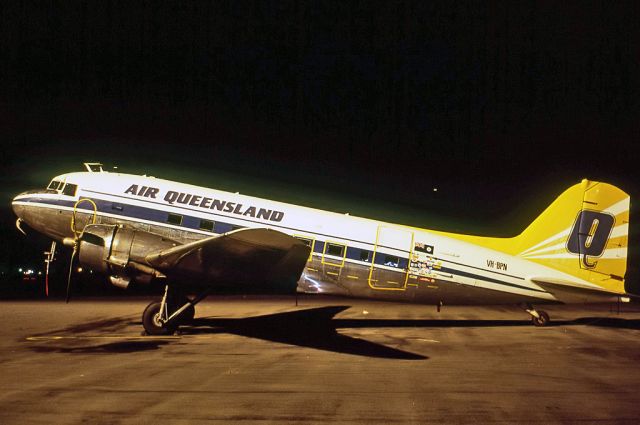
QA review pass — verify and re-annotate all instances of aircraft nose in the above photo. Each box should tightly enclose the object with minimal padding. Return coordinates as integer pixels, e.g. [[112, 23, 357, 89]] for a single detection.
[[12, 193, 30, 235], [12, 191, 36, 220], [12, 193, 25, 219]]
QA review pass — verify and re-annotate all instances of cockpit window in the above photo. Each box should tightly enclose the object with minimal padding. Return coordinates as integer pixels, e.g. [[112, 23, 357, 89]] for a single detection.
[[47, 180, 62, 190], [62, 183, 78, 197]]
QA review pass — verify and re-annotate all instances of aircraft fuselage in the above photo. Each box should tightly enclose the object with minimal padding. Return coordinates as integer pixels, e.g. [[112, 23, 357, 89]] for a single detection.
[[12, 170, 628, 307]]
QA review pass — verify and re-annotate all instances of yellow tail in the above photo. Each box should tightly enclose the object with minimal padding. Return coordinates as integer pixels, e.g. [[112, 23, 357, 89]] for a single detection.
[[513, 180, 629, 293], [445, 180, 630, 294]]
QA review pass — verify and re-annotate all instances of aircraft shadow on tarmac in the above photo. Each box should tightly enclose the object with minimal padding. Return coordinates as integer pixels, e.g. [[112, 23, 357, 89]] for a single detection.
[[29, 339, 173, 354], [182, 306, 640, 359], [26, 306, 640, 358], [188, 306, 428, 360], [26, 317, 175, 354]]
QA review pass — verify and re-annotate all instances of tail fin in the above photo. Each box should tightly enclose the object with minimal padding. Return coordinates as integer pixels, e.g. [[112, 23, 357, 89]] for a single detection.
[[515, 179, 629, 293]]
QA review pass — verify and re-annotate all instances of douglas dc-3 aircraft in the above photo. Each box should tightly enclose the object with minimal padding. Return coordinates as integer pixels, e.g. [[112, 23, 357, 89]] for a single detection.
[[12, 163, 631, 335]]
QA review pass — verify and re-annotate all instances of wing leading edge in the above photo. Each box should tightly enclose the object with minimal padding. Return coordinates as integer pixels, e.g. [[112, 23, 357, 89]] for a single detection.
[[145, 228, 311, 293]]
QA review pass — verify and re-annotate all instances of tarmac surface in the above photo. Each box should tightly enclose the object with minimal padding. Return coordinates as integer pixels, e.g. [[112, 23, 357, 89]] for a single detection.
[[1, 295, 640, 424]]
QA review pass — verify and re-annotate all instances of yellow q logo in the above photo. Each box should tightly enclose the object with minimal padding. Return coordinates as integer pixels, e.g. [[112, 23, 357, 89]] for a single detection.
[[566, 210, 615, 268]]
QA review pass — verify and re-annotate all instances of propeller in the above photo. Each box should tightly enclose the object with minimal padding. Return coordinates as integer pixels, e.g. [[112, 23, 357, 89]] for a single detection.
[[43, 241, 56, 297], [65, 244, 78, 303]]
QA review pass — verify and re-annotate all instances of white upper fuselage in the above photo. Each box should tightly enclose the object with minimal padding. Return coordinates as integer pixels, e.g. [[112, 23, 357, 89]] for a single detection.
[[12, 170, 618, 304]]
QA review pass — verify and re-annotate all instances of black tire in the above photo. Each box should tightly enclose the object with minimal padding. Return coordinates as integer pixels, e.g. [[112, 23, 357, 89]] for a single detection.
[[532, 310, 550, 327], [142, 301, 175, 335]]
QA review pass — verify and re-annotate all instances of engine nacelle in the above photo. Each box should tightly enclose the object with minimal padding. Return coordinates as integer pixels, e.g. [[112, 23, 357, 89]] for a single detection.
[[78, 224, 176, 287]]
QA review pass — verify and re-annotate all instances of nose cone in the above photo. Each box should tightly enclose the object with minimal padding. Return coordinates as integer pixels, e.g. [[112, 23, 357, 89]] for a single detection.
[[12, 193, 26, 219], [12, 193, 30, 236]]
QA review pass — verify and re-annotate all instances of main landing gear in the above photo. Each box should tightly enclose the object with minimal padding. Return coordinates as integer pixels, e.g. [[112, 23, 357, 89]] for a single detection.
[[142, 284, 211, 335], [523, 303, 550, 327]]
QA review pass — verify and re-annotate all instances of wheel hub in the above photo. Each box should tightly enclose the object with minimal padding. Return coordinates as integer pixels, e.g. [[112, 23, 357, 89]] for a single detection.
[[153, 312, 164, 328]]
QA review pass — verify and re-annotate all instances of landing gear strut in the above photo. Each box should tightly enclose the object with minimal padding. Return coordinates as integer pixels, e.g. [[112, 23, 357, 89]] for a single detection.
[[523, 303, 550, 327], [142, 284, 211, 335]]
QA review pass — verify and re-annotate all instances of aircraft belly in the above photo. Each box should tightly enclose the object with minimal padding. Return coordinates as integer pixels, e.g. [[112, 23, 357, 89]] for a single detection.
[[298, 257, 553, 305]]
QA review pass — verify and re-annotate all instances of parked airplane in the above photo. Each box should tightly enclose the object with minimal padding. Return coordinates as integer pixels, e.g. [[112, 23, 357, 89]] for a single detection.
[[12, 163, 631, 334]]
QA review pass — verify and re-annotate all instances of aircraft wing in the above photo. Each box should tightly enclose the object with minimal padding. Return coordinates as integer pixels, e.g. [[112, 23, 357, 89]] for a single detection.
[[145, 228, 311, 292]]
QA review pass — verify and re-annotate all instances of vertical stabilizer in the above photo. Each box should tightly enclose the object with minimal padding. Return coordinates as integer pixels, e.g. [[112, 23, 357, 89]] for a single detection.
[[516, 180, 629, 293]]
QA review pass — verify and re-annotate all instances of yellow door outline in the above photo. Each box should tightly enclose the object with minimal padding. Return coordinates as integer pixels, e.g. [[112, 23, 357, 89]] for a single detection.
[[368, 226, 414, 290]]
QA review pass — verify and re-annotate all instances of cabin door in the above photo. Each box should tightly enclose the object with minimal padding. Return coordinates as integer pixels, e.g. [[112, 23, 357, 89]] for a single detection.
[[368, 226, 413, 290]]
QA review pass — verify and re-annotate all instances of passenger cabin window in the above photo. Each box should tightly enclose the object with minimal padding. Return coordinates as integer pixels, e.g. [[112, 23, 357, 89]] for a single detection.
[[325, 243, 345, 257], [62, 183, 77, 197], [384, 255, 399, 267], [295, 237, 315, 261], [167, 213, 183, 225], [231, 225, 244, 231], [359, 250, 372, 262], [295, 237, 313, 247], [199, 219, 214, 231]]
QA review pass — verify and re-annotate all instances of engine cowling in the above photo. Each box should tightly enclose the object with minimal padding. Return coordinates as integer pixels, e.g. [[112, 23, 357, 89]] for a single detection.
[[77, 224, 177, 288]]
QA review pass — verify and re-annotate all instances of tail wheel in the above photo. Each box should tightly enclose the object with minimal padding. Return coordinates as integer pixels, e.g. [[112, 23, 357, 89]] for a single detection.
[[142, 301, 175, 335], [532, 310, 550, 327]]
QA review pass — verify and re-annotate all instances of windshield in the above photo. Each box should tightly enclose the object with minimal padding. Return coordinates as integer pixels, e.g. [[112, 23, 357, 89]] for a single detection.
[[47, 180, 63, 191], [62, 183, 77, 196], [22, 177, 78, 196]]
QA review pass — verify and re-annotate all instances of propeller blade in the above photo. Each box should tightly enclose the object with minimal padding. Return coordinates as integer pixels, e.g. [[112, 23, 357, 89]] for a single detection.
[[44, 241, 56, 298], [65, 247, 77, 304]]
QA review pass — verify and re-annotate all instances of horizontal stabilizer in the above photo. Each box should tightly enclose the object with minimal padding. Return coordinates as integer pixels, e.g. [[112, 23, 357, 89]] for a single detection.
[[531, 277, 622, 303], [531, 277, 608, 293]]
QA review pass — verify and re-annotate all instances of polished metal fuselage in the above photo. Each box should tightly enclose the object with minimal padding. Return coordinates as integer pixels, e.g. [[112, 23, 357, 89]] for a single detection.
[[14, 171, 623, 306], [12, 192, 557, 305]]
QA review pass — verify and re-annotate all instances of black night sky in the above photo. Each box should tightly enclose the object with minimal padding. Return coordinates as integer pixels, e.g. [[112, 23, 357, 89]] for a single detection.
[[1, 1, 639, 291]]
